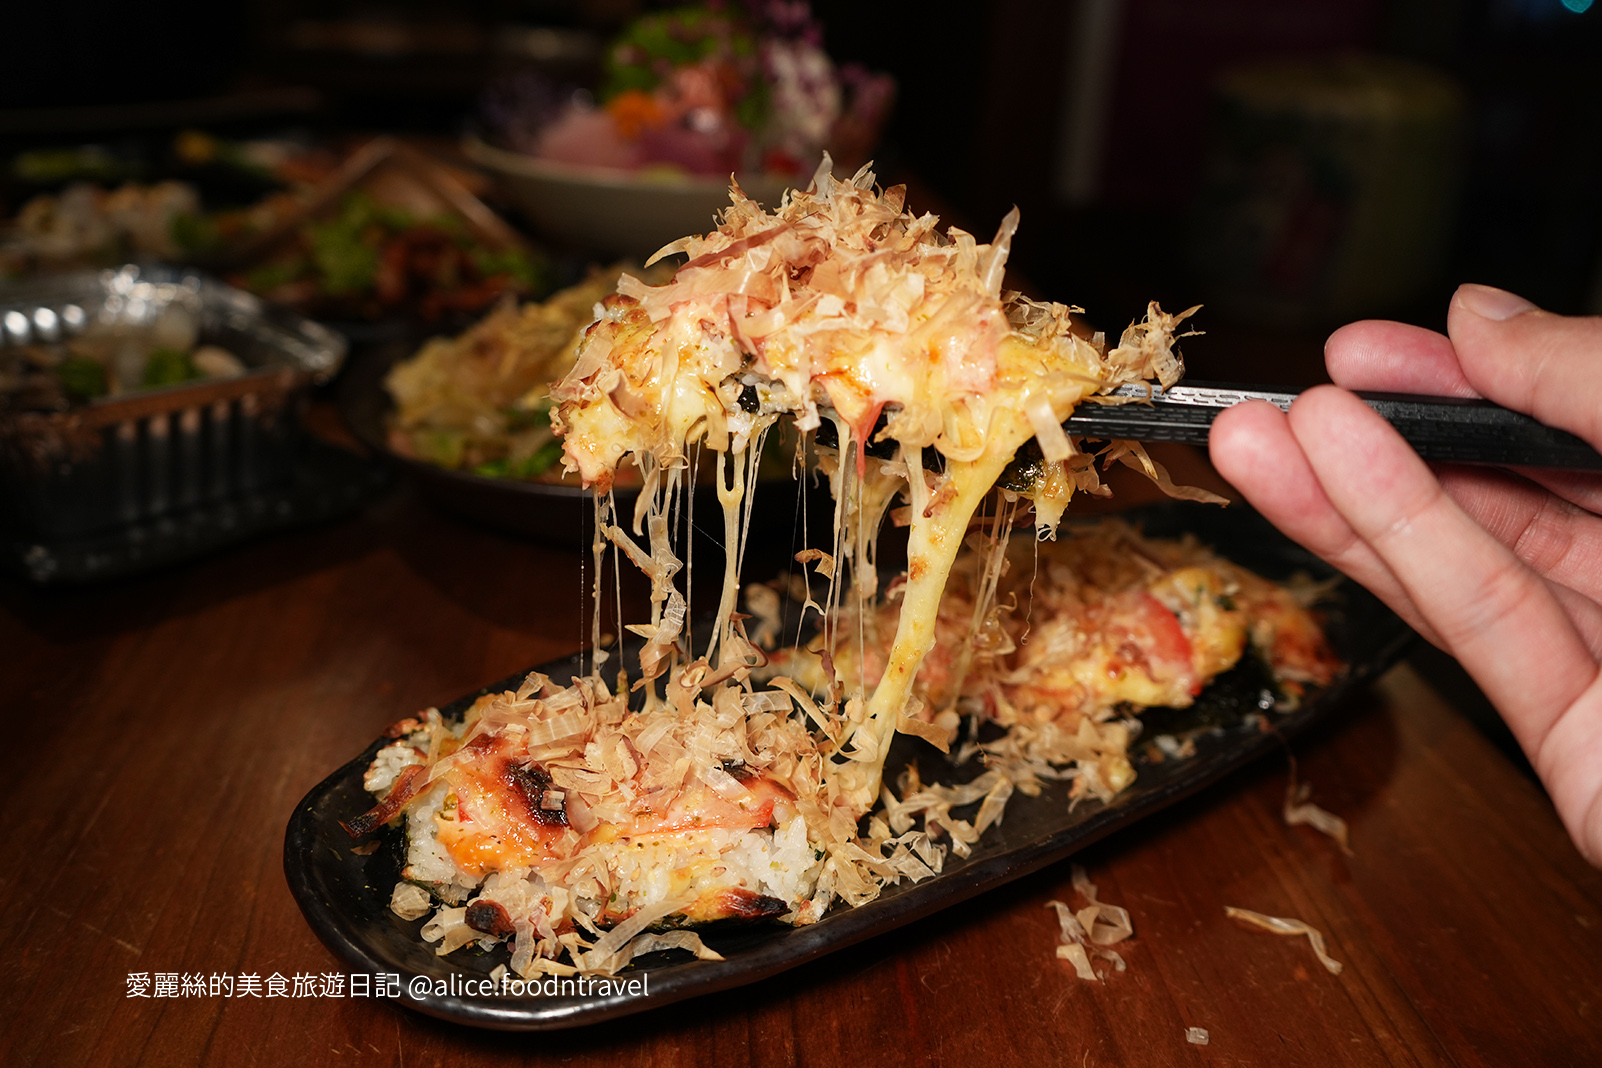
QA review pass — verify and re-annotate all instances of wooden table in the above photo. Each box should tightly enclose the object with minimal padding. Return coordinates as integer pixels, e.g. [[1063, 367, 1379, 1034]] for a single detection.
[[4, 442, 1600, 1068]]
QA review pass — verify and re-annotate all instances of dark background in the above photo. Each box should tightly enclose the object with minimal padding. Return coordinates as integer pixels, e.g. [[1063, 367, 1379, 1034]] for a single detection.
[[3, 0, 1600, 382]]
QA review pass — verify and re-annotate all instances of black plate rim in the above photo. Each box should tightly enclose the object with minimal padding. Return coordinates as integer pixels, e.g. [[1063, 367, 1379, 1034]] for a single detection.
[[284, 503, 1414, 1030]]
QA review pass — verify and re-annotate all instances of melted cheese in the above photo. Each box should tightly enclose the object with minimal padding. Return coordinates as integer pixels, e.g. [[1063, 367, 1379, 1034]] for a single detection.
[[790, 519, 1335, 739], [550, 159, 1210, 822]]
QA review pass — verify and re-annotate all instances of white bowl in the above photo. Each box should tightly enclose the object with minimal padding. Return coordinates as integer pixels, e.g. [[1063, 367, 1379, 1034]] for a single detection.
[[464, 136, 794, 259]]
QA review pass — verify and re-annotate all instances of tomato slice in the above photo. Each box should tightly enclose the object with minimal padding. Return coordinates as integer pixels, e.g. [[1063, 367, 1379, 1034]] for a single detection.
[[1137, 592, 1193, 668]]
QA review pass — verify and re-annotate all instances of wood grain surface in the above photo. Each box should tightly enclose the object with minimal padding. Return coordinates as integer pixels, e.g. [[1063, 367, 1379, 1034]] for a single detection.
[[3, 443, 1600, 1068]]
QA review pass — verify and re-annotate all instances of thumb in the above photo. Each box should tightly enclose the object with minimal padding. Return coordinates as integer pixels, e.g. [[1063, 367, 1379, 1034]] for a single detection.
[[1448, 284, 1602, 449]]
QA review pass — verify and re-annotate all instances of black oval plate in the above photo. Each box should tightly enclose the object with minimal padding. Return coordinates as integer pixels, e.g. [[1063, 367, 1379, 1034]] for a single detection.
[[284, 501, 1413, 1030]]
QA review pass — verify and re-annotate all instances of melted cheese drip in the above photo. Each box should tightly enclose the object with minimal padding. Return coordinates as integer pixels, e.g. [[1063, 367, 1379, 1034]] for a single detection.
[[550, 160, 1209, 847], [831, 338, 1098, 806]]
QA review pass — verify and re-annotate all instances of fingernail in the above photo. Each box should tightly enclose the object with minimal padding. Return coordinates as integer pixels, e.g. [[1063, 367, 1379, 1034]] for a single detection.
[[1456, 283, 1537, 321]]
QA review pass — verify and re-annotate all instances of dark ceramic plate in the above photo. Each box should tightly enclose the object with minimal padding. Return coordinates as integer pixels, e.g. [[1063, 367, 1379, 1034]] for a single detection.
[[284, 501, 1413, 1031]]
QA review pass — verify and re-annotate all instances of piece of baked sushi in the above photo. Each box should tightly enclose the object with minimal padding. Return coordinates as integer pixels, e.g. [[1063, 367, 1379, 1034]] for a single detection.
[[345, 669, 832, 975]]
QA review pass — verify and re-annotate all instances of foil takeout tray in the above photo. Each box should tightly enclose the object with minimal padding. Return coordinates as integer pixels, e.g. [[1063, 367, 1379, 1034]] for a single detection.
[[0, 265, 346, 539]]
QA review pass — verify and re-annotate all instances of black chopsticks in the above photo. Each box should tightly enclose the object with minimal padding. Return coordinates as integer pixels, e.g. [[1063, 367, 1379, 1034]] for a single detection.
[[1064, 383, 1602, 471]]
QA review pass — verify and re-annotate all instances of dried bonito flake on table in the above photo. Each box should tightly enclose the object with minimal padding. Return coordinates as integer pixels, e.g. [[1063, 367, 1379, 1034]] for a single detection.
[[1047, 864, 1134, 981], [1224, 906, 1344, 975], [1282, 760, 1354, 855]]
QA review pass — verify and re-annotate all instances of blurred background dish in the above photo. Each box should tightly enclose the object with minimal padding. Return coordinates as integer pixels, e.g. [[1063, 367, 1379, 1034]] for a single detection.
[[341, 330, 830, 569], [0, 0, 1598, 562], [463, 135, 790, 258], [208, 138, 554, 330], [0, 264, 346, 535], [342, 264, 830, 565], [481, 3, 892, 179], [381, 265, 645, 481], [1, 135, 555, 336], [0, 132, 333, 278], [0, 264, 389, 582], [465, 2, 890, 256], [340, 337, 598, 545]]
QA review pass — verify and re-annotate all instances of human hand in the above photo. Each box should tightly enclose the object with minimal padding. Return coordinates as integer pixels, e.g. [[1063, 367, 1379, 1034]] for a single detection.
[[1209, 284, 1602, 865]]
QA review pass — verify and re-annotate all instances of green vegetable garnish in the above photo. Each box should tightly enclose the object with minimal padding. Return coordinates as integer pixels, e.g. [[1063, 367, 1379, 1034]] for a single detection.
[[243, 258, 307, 292], [142, 348, 200, 388], [733, 79, 770, 134], [471, 440, 564, 481], [415, 429, 466, 468], [471, 247, 552, 294], [307, 208, 381, 297], [57, 357, 108, 401], [12, 146, 123, 184], [603, 7, 759, 109], [170, 212, 222, 257], [503, 400, 554, 432], [518, 440, 566, 478]]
